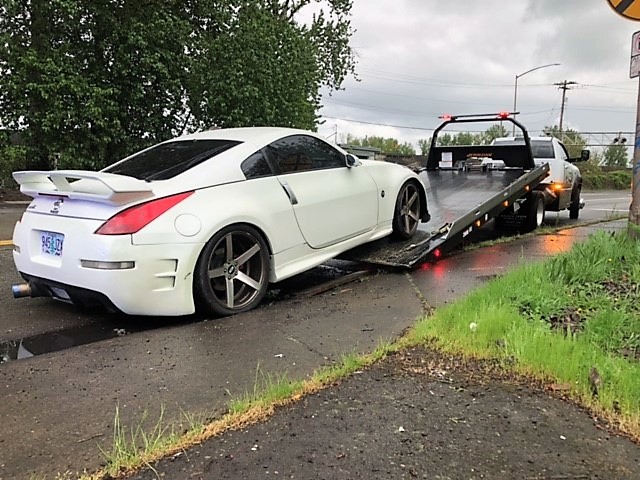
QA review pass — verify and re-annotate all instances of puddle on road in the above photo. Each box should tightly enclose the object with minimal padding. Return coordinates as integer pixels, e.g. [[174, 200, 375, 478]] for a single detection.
[[0, 322, 153, 364], [0, 261, 363, 365]]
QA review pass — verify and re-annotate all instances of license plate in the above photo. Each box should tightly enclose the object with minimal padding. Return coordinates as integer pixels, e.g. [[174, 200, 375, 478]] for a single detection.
[[40, 231, 64, 257]]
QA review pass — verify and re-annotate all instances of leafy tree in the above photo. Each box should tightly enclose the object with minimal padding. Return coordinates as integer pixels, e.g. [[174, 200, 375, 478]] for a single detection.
[[602, 143, 629, 168], [346, 134, 416, 155], [579, 149, 604, 176], [417, 138, 431, 156], [480, 124, 509, 144], [435, 131, 483, 146], [436, 133, 455, 146], [0, 0, 356, 170], [542, 125, 587, 158]]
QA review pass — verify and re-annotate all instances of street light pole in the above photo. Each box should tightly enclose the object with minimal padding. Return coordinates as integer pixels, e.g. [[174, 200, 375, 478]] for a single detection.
[[512, 62, 561, 135]]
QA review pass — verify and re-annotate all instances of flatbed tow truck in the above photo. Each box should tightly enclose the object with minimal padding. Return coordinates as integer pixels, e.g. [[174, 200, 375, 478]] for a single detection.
[[342, 113, 551, 268]]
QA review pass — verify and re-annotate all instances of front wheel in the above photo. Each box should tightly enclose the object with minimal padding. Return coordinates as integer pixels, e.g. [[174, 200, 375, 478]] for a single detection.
[[392, 181, 421, 239], [194, 225, 270, 316]]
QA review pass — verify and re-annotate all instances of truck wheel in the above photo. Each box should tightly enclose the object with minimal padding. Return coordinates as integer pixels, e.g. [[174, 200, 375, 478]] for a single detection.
[[569, 185, 581, 219], [524, 191, 545, 232], [392, 180, 421, 239]]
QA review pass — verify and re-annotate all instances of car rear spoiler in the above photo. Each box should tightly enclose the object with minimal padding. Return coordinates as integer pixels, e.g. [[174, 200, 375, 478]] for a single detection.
[[12, 170, 154, 206]]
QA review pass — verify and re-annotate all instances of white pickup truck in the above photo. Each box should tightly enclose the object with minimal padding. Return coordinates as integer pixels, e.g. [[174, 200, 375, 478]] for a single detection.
[[489, 135, 588, 219]]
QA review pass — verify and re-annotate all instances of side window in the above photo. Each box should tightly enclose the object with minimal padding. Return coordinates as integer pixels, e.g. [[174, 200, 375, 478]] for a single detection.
[[266, 135, 345, 174], [241, 150, 273, 179]]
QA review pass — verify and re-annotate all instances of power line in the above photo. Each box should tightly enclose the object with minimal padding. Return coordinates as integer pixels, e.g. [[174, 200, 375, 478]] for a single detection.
[[321, 115, 636, 146]]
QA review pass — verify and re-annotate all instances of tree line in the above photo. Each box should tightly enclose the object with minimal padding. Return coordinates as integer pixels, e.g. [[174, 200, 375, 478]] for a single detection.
[[0, 0, 356, 171], [346, 124, 630, 168]]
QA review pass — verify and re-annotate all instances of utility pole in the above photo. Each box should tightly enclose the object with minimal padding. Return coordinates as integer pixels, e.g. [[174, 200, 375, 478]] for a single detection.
[[554, 80, 577, 136], [630, 77, 640, 238], [629, 30, 640, 238]]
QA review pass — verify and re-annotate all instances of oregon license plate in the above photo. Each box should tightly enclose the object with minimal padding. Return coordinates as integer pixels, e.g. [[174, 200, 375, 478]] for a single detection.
[[40, 231, 64, 257]]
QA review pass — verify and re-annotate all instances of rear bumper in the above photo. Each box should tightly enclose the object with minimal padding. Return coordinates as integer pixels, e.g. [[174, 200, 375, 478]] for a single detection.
[[15, 273, 122, 312], [12, 215, 204, 316]]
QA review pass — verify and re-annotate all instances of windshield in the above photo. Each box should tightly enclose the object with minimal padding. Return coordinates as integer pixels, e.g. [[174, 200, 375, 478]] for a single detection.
[[104, 139, 241, 180]]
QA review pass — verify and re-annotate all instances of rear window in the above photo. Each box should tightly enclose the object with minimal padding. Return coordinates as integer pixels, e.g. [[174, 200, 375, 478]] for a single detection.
[[493, 138, 554, 159], [104, 139, 241, 180], [530, 140, 554, 158]]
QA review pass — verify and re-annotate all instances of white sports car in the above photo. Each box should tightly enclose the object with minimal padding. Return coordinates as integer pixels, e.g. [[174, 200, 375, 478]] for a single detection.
[[11, 127, 429, 316]]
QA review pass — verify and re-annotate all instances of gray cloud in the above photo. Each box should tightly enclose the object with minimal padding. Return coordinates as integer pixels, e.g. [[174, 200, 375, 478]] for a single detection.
[[317, 0, 639, 147]]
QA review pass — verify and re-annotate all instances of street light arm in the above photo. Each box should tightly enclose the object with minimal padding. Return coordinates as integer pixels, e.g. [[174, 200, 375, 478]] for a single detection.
[[516, 62, 561, 80], [512, 62, 561, 134]]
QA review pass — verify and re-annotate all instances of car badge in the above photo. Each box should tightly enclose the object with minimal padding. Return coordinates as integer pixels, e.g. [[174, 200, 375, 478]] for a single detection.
[[50, 198, 64, 215]]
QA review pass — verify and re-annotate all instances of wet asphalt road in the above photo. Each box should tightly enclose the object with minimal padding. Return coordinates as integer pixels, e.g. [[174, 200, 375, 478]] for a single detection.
[[0, 191, 632, 479]]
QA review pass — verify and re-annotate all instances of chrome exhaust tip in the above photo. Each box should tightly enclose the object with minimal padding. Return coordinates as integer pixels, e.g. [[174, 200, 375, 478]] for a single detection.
[[12, 283, 32, 298]]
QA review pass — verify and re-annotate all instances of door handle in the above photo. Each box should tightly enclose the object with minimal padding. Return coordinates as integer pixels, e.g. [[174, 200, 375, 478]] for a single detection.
[[279, 179, 298, 205]]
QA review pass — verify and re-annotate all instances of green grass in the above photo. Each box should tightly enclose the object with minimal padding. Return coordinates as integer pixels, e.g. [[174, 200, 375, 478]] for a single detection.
[[408, 230, 640, 432], [80, 341, 398, 480], [226, 364, 305, 415], [98, 405, 192, 478]]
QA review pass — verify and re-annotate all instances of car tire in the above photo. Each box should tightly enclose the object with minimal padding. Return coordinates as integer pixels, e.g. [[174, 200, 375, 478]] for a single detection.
[[194, 224, 270, 317], [569, 185, 581, 219], [523, 191, 545, 232], [392, 181, 421, 239]]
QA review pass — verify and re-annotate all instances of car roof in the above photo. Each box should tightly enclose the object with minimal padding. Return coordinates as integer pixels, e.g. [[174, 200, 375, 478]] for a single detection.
[[174, 126, 318, 146]]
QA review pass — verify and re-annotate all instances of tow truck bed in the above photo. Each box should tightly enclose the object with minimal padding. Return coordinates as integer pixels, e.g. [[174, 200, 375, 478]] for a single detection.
[[341, 164, 549, 268]]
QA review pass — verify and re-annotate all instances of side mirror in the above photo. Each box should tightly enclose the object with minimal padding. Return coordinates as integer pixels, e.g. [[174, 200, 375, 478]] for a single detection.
[[580, 149, 590, 162], [345, 153, 360, 168]]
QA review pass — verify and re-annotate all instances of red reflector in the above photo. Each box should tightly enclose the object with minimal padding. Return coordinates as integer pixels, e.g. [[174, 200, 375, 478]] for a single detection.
[[439, 114, 453, 121], [96, 191, 194, 235], [497, 111, 510, 119]]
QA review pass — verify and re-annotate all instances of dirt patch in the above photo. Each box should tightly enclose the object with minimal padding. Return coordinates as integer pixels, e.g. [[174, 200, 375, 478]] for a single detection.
[[128, 346, 640, 479]]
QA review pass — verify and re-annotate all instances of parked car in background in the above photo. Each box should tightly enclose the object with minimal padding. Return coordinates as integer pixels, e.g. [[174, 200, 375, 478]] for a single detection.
[[11, 127, 429, 316]]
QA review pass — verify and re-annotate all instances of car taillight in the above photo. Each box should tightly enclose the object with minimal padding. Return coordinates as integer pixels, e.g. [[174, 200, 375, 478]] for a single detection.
[[95, 191, 194, 235]]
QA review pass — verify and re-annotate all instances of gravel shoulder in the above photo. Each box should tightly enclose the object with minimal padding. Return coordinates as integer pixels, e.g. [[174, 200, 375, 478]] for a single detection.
[[128, 345, 640, 480]]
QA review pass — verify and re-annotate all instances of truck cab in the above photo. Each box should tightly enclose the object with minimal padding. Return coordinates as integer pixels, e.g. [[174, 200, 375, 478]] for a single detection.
[[492, 136, 588, 219]]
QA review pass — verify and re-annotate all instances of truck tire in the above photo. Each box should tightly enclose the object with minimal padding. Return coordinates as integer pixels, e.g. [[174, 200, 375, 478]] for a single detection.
[[524, 191, 545, 232], [569, 185, 581, 219]]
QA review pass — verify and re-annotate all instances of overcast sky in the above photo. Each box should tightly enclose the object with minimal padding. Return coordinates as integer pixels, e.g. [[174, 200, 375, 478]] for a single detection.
[[314, 0, 640, 150]]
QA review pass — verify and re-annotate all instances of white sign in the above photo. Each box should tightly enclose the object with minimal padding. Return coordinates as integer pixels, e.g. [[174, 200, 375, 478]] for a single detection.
[[634, 30, 640, 55], [631, 55, 640, 78], [439, 151, 453, 169], [631, 31, 640, 78]]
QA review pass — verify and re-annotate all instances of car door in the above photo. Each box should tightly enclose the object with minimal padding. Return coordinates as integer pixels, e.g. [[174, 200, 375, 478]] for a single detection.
[[266, 135, 379, 249]]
